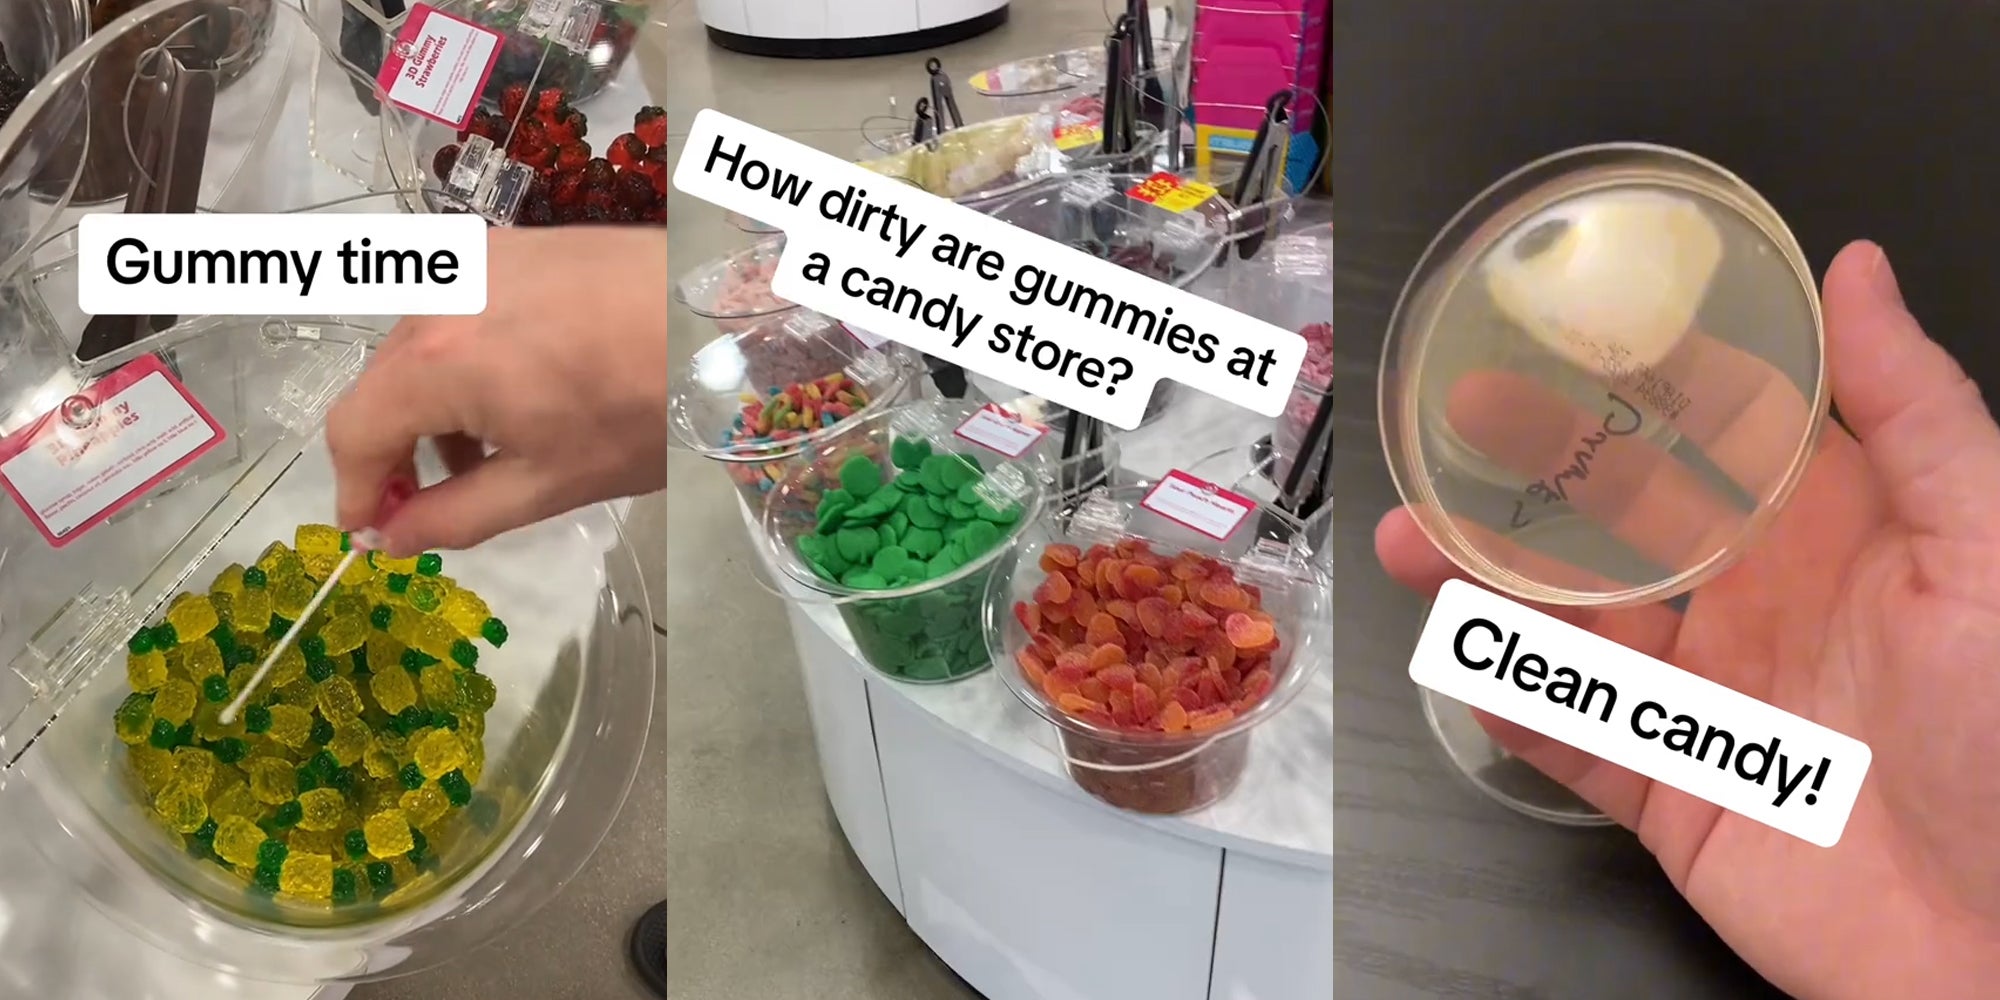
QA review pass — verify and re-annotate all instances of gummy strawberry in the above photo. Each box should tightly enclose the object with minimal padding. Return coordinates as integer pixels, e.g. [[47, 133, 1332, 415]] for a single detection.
[[500, 82, 529, 119], [583, 189, 619, 216], [432, 143, 460, 180], [518, 195, 555, 227], [543, 114, 578, 146], [560, 108, 588, 141], [633, 106, 667, 149], [549, 170, 585, 206], [516, 141, 556, 172], [633, 159, 669, 197], [581, 204, 610, 224], [535, 87, 565, 115], [616, 169, 656, 209], [467, 111, 505, 143], [555, 141, 590, 174], [581, 157, 616, 191], [607, 133, 646, 170]]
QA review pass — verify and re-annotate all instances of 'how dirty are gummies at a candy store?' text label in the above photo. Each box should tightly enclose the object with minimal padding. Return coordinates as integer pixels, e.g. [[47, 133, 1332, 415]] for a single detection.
[[1410, 580, 1872, 847], [670, 109, 1306, 430]]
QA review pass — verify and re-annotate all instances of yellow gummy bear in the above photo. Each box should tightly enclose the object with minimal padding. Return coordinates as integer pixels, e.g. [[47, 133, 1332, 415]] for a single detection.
[[411, 617, 458, 660], [288, 826, 338, 856], [363, 809, 415, 858], [462, 740, 484, 785], [171, 746, 216, 790], [328, 719, 371, 767], [152, 679, 197, 725], [412, 729, 467, 780], [246, 756, 298, 804], [266, 704, 314, 749], [362, 740, 399, 779], [439, 588, 492, 640], [267, 645, 307, 688], [210, 591, 235, 627], [370, 551, 421, 575], [256, 541, 306, 579], [405, 576, 448, 615], [182, 638, 225, 684], [418, 665, 464, 713], [274, 674, 318, 710], [399, 786, 450, 830], [165, 593, 221, 643], [212, 564, 248, 600], [369, 667, 419, 716], [210, 780, 259, 821], [214, 815, 266, 867], [316, 675, 364, 722], [338, 556, 374, 587], [319, 615, 368, 657], [297, 788, 347, 832], [458, 711, 486, 742], [279, 853, 334, 899], [272, 575, 315, 621], [154, 783, 208, 833], [302, 553, 340, 582], [295, 524, 343, 558], [127, 649, 168, 692], [129, 745, 175, 795], [234, 587, 273, 632]]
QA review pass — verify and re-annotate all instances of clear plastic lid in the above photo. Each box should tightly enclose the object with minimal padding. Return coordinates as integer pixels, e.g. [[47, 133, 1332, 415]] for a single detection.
[[967, 48, 1098, 98], [1378, 144, 1827, 607], [672, 234, 796, 322], [668, 309, 927, 463]]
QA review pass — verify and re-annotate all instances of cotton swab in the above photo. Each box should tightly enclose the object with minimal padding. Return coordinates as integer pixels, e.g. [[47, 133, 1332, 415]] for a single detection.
[[219, 528, 384, 725]]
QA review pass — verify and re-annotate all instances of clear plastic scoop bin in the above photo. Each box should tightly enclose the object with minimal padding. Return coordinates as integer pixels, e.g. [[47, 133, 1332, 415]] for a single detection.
[[672, 234, 799, 335], [750, 398, 1055, 684], [0, 190, 655, 983], [983, 479, 1328, 814]]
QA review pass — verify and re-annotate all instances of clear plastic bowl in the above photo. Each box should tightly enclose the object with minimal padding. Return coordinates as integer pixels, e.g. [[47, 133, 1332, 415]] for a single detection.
[[984, 482, 1329, 814], [757, 399, 1048, 684], [0, 199, 654, 983], [673, 235, 798, 334], [670, 311, 927, 509]]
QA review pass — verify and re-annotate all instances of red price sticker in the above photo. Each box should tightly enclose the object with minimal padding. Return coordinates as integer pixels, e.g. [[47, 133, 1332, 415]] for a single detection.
[[1141, 470, 1255, 541], [375, 4, 504, 131], [0, 355, 225, 548], [1124, 172, 1219, 214], [952, 404, 1048, 458]]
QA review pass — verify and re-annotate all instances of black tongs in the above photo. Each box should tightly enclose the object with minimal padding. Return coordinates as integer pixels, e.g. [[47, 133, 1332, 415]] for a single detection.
[[909, 97, 938, 146], [77, 10, 223, 364], [1227, 90, 1293, 264], [925, 58, 965, 132], [1124, 0, 1169, 132], [1098, 16, 1139, 160]]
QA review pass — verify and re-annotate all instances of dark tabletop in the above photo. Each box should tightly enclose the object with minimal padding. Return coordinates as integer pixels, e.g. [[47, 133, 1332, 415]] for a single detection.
[[1328, 1, 2000, 996]]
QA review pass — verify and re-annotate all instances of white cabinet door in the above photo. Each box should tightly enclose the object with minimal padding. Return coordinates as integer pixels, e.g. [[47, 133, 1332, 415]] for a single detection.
[[790, 606, 904, 912], [1209, 852, 1335, 1000]]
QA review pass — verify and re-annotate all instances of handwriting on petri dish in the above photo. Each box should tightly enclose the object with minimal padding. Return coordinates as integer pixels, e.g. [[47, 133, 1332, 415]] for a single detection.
[[1509, 392, 1641, 530], [1559, 331, 1691, 422]]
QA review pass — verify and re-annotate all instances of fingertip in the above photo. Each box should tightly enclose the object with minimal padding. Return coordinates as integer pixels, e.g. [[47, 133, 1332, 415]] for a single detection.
[[1374, 506, 1462, 597]]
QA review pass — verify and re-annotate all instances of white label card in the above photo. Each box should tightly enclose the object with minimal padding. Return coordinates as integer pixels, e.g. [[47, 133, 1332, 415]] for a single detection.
[[0, 356, 226, 548], [952, 404, 1047, 458], [377, 4, 503, 130], [1411, 579, 1873, 848], [1140, 470, 1254, 541]]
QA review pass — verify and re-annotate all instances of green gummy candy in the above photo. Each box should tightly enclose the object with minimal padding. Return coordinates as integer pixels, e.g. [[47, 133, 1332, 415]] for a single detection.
[[918, 456, 954, 495], [890, 437, 932, 470], [796, 533, 826, 563], [906, 657, 950, 681], [925, 495, 950, 513], [845, 571, 887, 590], [887, 510, 910, 534], [876, 523, 899, 549], [835, 526, 879, 563], [947, 500, 976, 520], [956, 483, 984, 506], [961, 520, 1000, 555], [905, 500, 944, 529], [838, 455, 883, 498], [976, 501, 1018, 523], [893, 471, 926, 493], [871, 546, 912, 575], [927, 548, 964, 576], [902, 527, 943, 559]]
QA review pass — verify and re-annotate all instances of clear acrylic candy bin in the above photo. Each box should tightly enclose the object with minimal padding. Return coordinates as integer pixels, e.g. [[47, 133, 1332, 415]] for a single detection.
[[673, 234, 798, 336], [0, 195, 655, 983], [369, 0, 664, 226], [670, 310, 927, 511], [755, 398, 1049, 684], [984, 481, 1328, 815]]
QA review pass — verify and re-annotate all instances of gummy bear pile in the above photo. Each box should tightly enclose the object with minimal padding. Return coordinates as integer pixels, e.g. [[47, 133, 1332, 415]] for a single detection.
[[1013, 541, 1280, 734], [725, 373, 873, 495], [434, 87, 668, 226], [113, 526, 509, 908], [795, 440, 1024, 682]]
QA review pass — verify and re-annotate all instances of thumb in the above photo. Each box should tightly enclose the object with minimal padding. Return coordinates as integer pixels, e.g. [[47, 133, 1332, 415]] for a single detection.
[[1823, 241, 2000, 540], [375, 455, 565, 556]]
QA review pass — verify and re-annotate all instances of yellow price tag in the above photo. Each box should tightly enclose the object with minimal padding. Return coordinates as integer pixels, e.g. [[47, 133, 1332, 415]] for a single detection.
[[1124, 172, 1218, 214], [1053, 123, 1102, 151]]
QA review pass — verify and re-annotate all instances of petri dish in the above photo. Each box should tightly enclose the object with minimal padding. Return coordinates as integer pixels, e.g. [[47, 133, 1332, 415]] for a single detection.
[[1378, 143, 1828, 609]]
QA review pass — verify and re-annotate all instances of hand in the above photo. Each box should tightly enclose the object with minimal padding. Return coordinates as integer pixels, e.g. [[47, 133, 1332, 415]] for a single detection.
[[327, 225, 668, 555], [1377, 242, 2000, 998]]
